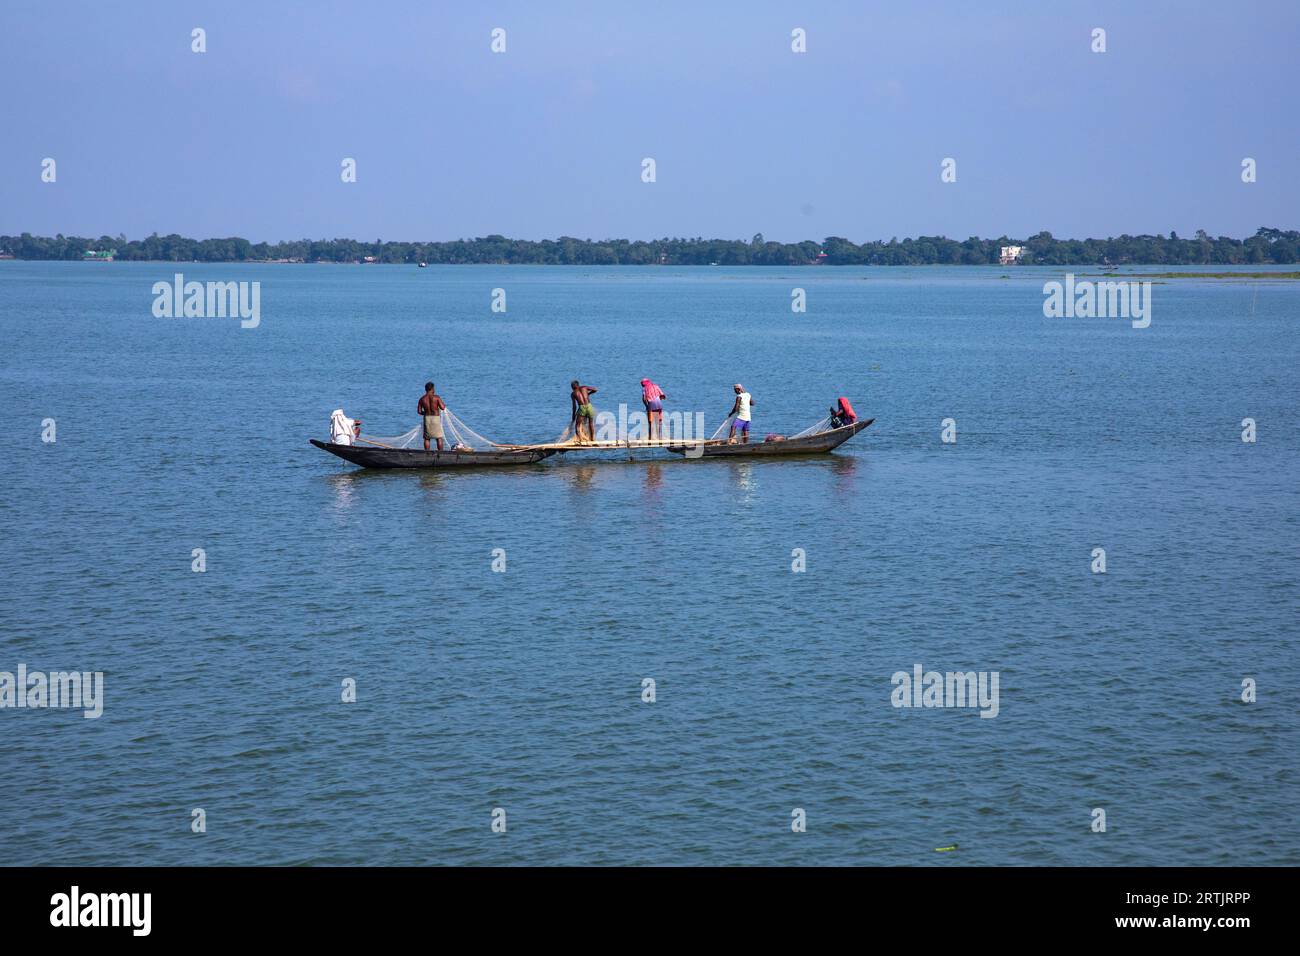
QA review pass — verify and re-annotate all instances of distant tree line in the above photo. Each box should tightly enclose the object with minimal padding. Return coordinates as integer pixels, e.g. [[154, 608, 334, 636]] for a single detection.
[[2, 228, 1297, 265]]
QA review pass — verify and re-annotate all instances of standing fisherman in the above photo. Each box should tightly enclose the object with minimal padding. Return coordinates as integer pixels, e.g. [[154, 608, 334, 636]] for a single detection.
[[727, 383, 754, 444], [570, 380, 598, 444], [418, 381, 446, 451]]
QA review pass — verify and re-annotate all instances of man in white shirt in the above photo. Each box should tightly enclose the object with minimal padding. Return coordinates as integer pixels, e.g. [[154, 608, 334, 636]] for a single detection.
[[329, 409, 361, 446], [727, 384, 754, 444]]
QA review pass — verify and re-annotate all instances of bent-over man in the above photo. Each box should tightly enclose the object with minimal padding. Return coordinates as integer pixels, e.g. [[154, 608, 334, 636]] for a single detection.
[[570, 380, 598, 443]]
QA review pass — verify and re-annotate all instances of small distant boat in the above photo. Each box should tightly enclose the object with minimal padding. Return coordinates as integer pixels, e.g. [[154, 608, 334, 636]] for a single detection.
[[417, 262, 428, 268], [310, 439, 554, 468], [665, 418, 873, 457]]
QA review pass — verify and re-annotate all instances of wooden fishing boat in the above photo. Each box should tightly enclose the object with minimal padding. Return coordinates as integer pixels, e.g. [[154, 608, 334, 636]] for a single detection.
[[665, 417, 873, 457], [310, 439, 556, 469]]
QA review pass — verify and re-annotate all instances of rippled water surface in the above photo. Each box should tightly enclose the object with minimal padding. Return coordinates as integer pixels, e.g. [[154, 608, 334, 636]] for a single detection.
[[2, 262, 1297, 865]]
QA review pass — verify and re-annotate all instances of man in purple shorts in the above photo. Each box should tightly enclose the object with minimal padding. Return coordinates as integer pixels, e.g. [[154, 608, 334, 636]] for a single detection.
[[727, 383, 754, 443], [641, 378, 667, 440]]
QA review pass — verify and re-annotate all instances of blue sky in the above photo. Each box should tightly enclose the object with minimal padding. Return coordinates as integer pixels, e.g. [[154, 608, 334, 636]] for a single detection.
[[1, 0, 1296, 242]]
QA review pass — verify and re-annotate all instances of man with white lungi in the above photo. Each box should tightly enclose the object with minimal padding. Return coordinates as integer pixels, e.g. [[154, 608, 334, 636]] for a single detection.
[[417, 381, 446, 451]]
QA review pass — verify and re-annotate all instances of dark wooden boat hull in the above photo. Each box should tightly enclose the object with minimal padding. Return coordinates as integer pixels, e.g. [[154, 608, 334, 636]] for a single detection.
[[310, 439, 556, 469], [665, 417, 873, 457]]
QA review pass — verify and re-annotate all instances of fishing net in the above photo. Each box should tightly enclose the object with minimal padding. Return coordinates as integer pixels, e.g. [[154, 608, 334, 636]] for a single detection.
[[441, 409, 501, 450], [790, 416, 833, 438], [354, 408, 502, 451], [355, 425, 421, 449]]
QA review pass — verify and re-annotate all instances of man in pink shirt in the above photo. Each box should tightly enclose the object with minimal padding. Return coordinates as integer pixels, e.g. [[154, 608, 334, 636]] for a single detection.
[[640, 378, 667, 441]]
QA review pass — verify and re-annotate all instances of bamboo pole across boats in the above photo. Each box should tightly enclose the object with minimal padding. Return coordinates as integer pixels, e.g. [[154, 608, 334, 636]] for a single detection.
[[497, 437, 700, 452], [500, 418, 875, 456]]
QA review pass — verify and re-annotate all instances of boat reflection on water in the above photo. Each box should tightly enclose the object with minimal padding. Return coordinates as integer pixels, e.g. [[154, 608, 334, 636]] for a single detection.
[[642, 461, 664, 496], [729, 461, 758, 505], [565, 463, 599, 493], [326, 472, 360, 513], [829, 453, 859, 493], [415, 470, 453, 506]]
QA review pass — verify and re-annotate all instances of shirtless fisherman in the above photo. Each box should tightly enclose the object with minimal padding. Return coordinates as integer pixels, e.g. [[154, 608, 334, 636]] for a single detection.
[[570, 380, 598, 444], [417, 381, 446, 451]]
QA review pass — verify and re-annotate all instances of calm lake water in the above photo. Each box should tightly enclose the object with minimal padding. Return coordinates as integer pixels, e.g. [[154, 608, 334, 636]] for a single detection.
[[1, 261, 1297, 865]]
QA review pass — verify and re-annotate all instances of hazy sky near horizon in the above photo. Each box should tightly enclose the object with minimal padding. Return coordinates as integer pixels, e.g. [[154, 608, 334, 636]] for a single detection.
[[1, 1, 1297, 244]]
